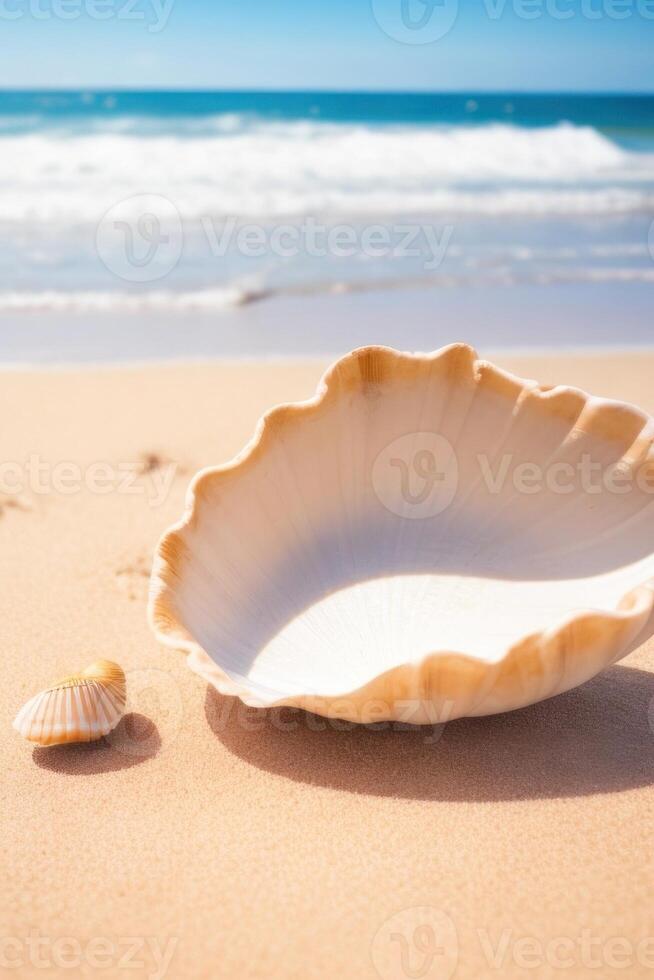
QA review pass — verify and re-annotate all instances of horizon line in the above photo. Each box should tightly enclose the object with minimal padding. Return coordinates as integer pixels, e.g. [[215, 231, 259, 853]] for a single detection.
[[0, 86, 653, 97]]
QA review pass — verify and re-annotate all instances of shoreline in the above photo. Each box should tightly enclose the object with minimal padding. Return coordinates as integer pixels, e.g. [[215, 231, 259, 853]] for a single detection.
[[0, 281, 653, 366]]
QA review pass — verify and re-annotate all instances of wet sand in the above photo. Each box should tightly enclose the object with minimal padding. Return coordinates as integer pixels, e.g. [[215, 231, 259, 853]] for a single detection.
[[1, 282, 653, 365]]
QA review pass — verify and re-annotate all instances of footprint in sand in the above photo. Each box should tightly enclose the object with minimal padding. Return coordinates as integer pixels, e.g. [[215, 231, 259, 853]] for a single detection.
[[0, 495, 32, 518], [137, 450, 187, 476], [115, 554, 151, 602]]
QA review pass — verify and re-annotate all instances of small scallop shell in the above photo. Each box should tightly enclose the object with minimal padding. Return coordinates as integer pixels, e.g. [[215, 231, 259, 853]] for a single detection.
[[13, 660, 126, 746]]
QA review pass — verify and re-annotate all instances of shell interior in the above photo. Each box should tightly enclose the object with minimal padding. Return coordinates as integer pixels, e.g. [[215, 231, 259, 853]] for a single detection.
[[150, 345, 654, 722]]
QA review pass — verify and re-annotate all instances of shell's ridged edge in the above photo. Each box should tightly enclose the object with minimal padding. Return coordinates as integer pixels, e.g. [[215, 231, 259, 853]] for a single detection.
[[147, 343, 654, 723], [13, 661, 127, 746]]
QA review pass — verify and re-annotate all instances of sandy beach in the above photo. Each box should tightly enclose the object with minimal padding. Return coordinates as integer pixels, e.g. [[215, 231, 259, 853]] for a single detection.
[[3, 348, 654, 979]]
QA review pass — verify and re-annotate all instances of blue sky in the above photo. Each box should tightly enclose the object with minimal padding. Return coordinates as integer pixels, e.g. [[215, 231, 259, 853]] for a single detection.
[[1, 0, 653, 90]]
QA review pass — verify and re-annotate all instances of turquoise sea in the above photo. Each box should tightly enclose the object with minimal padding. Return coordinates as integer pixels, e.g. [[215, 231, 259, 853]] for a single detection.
[[2, 89, 654, 133], [0, 90, 652, 359]]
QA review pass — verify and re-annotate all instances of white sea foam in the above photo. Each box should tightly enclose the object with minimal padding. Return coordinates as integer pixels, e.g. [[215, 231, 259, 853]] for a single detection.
[[0, 121, 652, 223], [0, 287, 260, 313], [3, 263, 654, 313], [1, 118, 652, 317]]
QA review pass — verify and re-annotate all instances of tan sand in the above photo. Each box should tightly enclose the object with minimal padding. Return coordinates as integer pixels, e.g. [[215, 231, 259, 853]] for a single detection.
[[2, 349, 654, 979]]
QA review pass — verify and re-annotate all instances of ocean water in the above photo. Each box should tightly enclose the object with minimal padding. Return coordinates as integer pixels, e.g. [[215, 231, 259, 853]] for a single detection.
[[0, 90, 653, 355]]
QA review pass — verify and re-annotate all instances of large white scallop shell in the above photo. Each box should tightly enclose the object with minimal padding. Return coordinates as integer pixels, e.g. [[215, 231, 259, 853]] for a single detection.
[[13, 660, 126, 745], [149, 344, 654, 724]]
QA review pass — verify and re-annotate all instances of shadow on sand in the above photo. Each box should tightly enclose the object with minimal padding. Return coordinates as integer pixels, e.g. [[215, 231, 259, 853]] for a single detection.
[[205, 665, 654, 802], [32, 713, 160, 774]]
